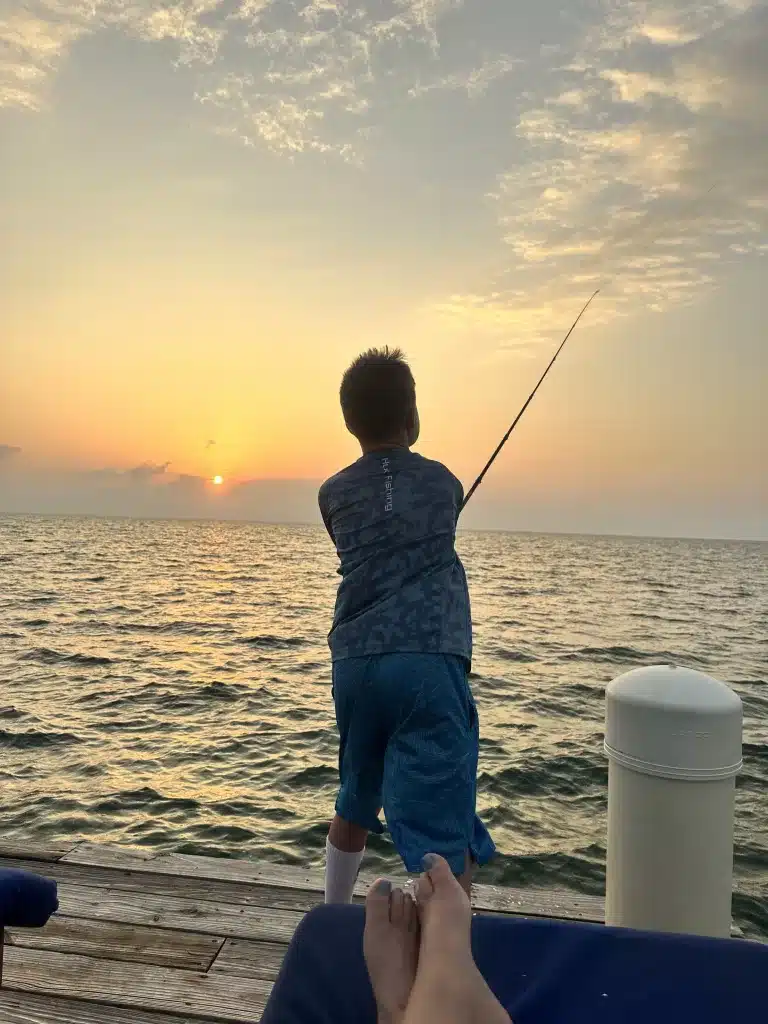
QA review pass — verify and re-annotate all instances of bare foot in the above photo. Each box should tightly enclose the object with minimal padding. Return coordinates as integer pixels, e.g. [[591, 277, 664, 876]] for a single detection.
[[405, 853, 511, 1024], [364, 878, 420, 1024]]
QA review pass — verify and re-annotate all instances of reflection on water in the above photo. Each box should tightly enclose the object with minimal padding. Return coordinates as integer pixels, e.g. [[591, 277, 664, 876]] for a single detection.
[[0, 516, 766, 937]]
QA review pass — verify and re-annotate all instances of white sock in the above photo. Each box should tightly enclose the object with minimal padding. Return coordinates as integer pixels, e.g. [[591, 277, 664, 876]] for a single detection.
[[324, 838, 364, 904]]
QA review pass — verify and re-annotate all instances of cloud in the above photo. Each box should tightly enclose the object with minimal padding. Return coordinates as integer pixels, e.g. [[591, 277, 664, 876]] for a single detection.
[[0, 465, 763, 537], [408, 55, 521, 98], [0, 464, 324, 524], [126, 461, 171, 482], [437, 0, 768, 346], [195, 0, 468, 159], [81, 461, 170, 483], [168, 473, 207, 494], [1, 0, 471, 158], [0, 444, 22, 459], [3, 0, 765, 342]]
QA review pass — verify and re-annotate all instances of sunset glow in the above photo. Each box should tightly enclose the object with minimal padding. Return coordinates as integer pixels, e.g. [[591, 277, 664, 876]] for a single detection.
[[1, 0, 765, 538]]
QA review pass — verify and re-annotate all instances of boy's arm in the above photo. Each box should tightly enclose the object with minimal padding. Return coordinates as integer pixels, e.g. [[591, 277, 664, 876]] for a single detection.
[[449, 470, 465, 523], [318, 485, 335, 543]]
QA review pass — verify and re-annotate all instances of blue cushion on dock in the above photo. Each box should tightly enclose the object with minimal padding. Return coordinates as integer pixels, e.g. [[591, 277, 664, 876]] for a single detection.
[[259, 904, 767, 1024], [0, 868, 59, 928]]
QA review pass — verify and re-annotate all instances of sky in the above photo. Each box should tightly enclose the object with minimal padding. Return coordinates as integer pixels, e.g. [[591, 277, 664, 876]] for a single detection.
[[1, 0, 766, 538]]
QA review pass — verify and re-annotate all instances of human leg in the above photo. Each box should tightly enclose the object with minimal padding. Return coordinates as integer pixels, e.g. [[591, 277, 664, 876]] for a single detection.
[[326, 658, 387, 903], [363, 879, 420, 1024], [380, 654, 495, 888], [405, 853, 511, 1024]]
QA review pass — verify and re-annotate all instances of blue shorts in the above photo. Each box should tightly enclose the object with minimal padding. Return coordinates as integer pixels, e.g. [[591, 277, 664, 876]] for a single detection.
[[332, 652, 495, 875]]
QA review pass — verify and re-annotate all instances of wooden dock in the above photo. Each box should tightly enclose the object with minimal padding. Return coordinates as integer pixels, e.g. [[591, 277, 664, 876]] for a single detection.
[[0, 841, 604, 1023]]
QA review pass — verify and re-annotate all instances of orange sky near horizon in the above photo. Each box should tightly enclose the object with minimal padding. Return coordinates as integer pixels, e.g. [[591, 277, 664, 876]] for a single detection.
[[1, 0, 766, 537]]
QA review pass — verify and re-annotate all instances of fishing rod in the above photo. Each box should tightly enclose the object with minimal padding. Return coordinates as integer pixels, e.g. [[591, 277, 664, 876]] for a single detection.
[[461, 288, 600, 511]]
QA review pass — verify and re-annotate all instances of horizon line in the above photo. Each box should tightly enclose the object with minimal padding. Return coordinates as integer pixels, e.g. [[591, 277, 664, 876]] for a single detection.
[[1, 510, 765, 546]]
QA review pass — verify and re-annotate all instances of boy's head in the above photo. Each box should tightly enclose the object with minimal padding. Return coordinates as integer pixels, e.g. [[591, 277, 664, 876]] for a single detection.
[[340, 347, 420, 450]]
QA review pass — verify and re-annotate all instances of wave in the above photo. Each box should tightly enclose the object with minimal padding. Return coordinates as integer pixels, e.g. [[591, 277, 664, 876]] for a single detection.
[[480, 754, 607, 799], [743, 742, 768, 765], [113, 620, 232, 636], [561, 645, 706, 666], [284, 765, 337, 787], [19, 647, 113, 666], [21, 618, 50, 627], [90, 787, 201, 815], [481, 847, 606, 894], [240, 634, 308, 649], [0, 727, 79, 749], [153, 681, 248, 708], [491, 647, 538, 663]]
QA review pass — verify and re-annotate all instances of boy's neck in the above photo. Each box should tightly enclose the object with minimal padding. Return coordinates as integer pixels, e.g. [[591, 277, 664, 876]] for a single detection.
[[360, 439, 411, 456]]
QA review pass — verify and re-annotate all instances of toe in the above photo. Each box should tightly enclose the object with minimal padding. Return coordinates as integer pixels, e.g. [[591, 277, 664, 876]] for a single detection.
[[390, 886, 407, 925], [415, 852, 455, 907], [365, 878, 392, 926], [404, 892, 419, 934]]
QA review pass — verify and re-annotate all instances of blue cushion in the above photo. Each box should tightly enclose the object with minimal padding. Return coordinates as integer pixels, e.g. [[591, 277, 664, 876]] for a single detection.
[[260, 904, 768, 1024], [0, 868, 59, 928]]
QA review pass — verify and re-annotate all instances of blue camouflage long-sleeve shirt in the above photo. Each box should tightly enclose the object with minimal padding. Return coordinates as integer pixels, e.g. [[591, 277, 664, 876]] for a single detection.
[[318, 448, 472, 665]]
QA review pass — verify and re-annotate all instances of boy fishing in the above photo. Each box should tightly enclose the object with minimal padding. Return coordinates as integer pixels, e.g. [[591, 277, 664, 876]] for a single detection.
[[319, 347, 495, 903]]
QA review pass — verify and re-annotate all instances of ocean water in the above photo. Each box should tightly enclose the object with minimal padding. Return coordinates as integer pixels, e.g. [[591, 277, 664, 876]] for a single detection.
[[0, 515, 765, 938]]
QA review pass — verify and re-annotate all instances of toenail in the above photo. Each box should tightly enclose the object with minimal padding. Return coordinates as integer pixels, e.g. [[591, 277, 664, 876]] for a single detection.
[[373, 879, 392, 894], [421, 853, 438, 870]]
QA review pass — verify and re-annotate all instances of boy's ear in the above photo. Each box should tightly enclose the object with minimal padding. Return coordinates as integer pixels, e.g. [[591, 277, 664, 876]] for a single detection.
[[407, 405, 420, 446]]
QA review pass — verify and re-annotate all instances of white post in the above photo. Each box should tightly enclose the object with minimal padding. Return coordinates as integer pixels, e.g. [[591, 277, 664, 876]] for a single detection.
[[604, 665, 742, 938]]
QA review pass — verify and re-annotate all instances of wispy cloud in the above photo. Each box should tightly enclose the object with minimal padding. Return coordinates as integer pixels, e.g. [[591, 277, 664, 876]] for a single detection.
[[83, 461, 171, 484], [0, 463, 323, 523], [438, 0, 768, 346], [408, 55, 521, 98], [1, 0, 470, 158], [196, 0, 467, 158], [2, 0, 765, 344], [127, 461, 171, 482], [0, 444, 22, 459]]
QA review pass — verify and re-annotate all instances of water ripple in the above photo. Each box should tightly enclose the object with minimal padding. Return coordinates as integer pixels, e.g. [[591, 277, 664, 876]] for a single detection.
[[0, 515, 765, 939]]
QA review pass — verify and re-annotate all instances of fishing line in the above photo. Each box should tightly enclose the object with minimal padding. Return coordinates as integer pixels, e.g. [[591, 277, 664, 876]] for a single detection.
[[460, 183, 718, 511], [461, 289, 599, 511]]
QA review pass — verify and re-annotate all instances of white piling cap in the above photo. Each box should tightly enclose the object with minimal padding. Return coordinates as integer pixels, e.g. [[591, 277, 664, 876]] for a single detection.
[[605, 666, 742, 781]]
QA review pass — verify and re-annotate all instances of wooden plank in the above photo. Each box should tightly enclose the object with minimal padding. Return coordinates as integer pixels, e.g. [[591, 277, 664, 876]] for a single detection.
[[63, 842, 606, 923], [209, 939, 286, 982], [0, 990, 212, 1024], [476, 885, 604, 922], [3, 946, 271, 1023], [56, 883, 304, 943], [0, 842, 77, 863], [0, 857, 324, 916], [63, 844, 319, 888], [6, 916, 222, 970]]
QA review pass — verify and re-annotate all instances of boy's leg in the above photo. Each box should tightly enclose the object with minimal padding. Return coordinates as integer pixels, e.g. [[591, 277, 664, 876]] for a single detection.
[[329, 814, 369, 853], [325, 815, 368, 904], [326, 658, 387, 904], [381, 653, 495, 893]]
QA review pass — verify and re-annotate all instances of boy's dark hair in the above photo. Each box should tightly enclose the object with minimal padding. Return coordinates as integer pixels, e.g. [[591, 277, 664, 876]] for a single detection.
[[340, 347, 416, 442]]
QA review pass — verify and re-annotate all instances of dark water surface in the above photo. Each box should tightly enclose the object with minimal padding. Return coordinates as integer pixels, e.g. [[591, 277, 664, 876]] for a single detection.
[[0, 516, 766, 937]]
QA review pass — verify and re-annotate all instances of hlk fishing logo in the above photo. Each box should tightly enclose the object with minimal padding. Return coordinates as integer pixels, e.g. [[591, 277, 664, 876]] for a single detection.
[[382, 458, 393, 512]]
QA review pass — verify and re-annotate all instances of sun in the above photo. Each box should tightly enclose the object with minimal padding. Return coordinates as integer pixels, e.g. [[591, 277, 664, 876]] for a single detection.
[[212, 475, 224, 486]]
